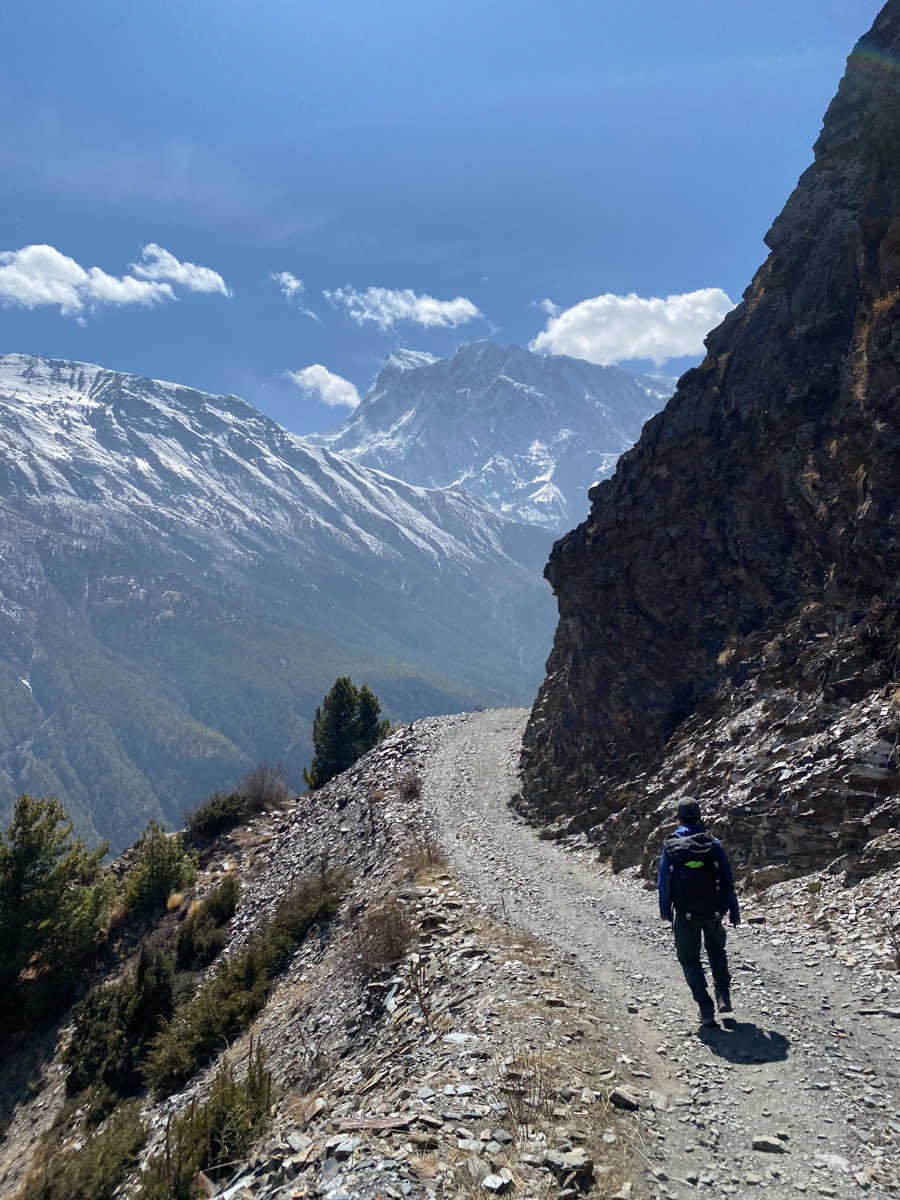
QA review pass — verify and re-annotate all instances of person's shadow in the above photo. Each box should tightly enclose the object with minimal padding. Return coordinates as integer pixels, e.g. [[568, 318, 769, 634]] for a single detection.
[[698, 1019, 790, 1064]]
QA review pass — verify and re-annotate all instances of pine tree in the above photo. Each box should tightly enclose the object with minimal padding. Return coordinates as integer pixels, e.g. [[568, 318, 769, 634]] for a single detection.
[[0, 794, 112, 1021], [355, 684, 390, 758], [303, 678, 390, 789]]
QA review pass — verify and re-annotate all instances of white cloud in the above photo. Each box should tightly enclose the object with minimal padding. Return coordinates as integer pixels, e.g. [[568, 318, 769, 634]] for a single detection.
[[0, 244, 174, 316], [272, 270, 305, 301], [325, 285, 481, 331], [0, 242, 230, 319], [287, 364, 360, 409], [272, 270, 320, 320], [529, 287, 735, 365], [530, 297, 560, 317], [131, 243, 231, 296]]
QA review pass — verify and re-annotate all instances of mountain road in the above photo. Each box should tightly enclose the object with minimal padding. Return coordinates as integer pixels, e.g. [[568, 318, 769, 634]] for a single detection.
[[422, 708, 900, 1198]]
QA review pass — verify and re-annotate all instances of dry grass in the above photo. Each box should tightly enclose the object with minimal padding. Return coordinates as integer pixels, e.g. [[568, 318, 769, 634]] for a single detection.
[[400, 827, 446, 880], [350, 896, 414, 974], [486, 1043, 554, 1132], [486, 915, 544, 958]]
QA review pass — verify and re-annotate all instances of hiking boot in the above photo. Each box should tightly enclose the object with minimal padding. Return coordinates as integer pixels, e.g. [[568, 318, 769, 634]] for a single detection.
[[699, 1002, 717, 1027], [715, 988, 733, 1013]]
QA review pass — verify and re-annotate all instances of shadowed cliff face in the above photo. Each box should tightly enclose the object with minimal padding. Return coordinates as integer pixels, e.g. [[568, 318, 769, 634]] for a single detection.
[[520, 0, 900, 873]]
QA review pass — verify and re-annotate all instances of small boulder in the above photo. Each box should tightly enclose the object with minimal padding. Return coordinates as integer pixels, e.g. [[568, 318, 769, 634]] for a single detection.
[[609, 1086, 640, 1111], [752, 1135, 788, 1153]]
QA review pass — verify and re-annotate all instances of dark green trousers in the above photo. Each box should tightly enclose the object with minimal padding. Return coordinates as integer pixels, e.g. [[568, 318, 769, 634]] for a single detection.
[[673, 913, 730, 1008]]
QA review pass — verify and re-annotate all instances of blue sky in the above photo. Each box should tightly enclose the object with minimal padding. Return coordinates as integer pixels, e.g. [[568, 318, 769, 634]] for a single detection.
[[0, 0, 883, 433]]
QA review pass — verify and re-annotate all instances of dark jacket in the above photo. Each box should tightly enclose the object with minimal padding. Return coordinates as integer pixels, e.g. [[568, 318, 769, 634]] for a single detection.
[[657, 823, 740, 923]]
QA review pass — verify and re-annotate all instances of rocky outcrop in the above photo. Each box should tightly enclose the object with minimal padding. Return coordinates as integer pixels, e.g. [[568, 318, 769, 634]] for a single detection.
[[520, 1, 900, 879]]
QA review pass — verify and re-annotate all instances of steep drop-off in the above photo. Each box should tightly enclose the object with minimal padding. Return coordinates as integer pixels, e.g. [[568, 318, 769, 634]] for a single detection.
[[520, 1, 900, 881]]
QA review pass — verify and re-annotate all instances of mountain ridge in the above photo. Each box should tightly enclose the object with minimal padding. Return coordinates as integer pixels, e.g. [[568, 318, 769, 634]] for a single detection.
[[313, 339, 672, 529]]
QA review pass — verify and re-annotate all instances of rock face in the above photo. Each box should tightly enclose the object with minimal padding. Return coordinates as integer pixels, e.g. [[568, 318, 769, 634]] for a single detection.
[[519, 1, 900, 879], [312, 340, 670, 530]]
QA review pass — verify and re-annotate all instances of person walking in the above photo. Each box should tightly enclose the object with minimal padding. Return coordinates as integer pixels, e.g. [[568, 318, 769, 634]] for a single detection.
[[657, 798, 740, 1027]]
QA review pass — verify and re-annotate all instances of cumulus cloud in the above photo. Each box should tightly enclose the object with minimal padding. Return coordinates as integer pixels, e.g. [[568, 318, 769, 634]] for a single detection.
[[272, 270, 320, 320], [287, 364, 360, 409], [0, 244, 173, 317], [529, 287, 735, 365], [325, 285, 481, 331], [0, 242, 230, 319], [131, 243, 231, 295]]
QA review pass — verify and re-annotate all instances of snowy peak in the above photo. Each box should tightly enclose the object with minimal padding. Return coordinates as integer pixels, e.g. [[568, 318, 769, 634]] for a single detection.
[[314, 341, 672, 529], [384, 348, 439, 372]]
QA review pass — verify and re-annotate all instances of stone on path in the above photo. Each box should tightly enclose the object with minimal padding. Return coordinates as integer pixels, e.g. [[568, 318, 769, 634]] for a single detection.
[[609, 1085, 641, 1111], [752, 1135, 789, 1153]]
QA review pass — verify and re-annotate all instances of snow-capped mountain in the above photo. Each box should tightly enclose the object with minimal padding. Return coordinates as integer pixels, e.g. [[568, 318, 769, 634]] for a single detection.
[[0, 354, 554, 848], [312, 340, 672, 529]]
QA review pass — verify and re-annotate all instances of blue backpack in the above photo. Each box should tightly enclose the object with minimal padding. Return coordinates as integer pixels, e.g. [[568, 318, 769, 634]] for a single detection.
[[664, 831, 728, 917]]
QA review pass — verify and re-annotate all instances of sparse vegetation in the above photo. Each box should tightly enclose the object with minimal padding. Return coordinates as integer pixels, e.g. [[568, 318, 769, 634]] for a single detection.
[[405, 952, 432, 1024], [186, 764, 292, 843], [487, 1043, 553, 1131], [18, 1101, 145, 1200], [123, 821, 196, 915], [0, 794, 113, 1025], [138, 1041, 272, 1200], [366, 787, 385, 838], [303, 677, 390, 789], [66, 875, 240, 1105], [144, 868, 348, 1095]]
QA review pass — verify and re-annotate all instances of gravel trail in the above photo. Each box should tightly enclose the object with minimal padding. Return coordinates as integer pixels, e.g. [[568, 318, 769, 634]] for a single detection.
[[422, 708, 900, 1199]]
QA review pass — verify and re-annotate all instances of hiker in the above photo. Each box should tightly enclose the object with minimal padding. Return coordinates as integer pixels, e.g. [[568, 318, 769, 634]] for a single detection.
[[657, 799, 740, 1027]]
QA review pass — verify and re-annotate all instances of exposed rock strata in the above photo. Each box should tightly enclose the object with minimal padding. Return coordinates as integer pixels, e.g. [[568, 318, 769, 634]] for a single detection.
[[520, 1, 900, 879]]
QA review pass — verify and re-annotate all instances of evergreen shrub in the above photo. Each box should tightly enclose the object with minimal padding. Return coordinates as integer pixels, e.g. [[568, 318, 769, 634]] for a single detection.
[[124, 822, 196, 914], [175, 872, 239, 971], [65, 945, 175, 1102], [138, 1043, 272, 1200]]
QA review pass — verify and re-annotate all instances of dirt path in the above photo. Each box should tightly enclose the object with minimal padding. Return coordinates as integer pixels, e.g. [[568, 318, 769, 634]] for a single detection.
[[422, 708, 900, 1199]]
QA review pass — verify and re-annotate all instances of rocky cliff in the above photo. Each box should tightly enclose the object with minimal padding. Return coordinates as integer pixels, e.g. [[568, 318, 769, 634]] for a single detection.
[[519, 0, 900, 882]]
